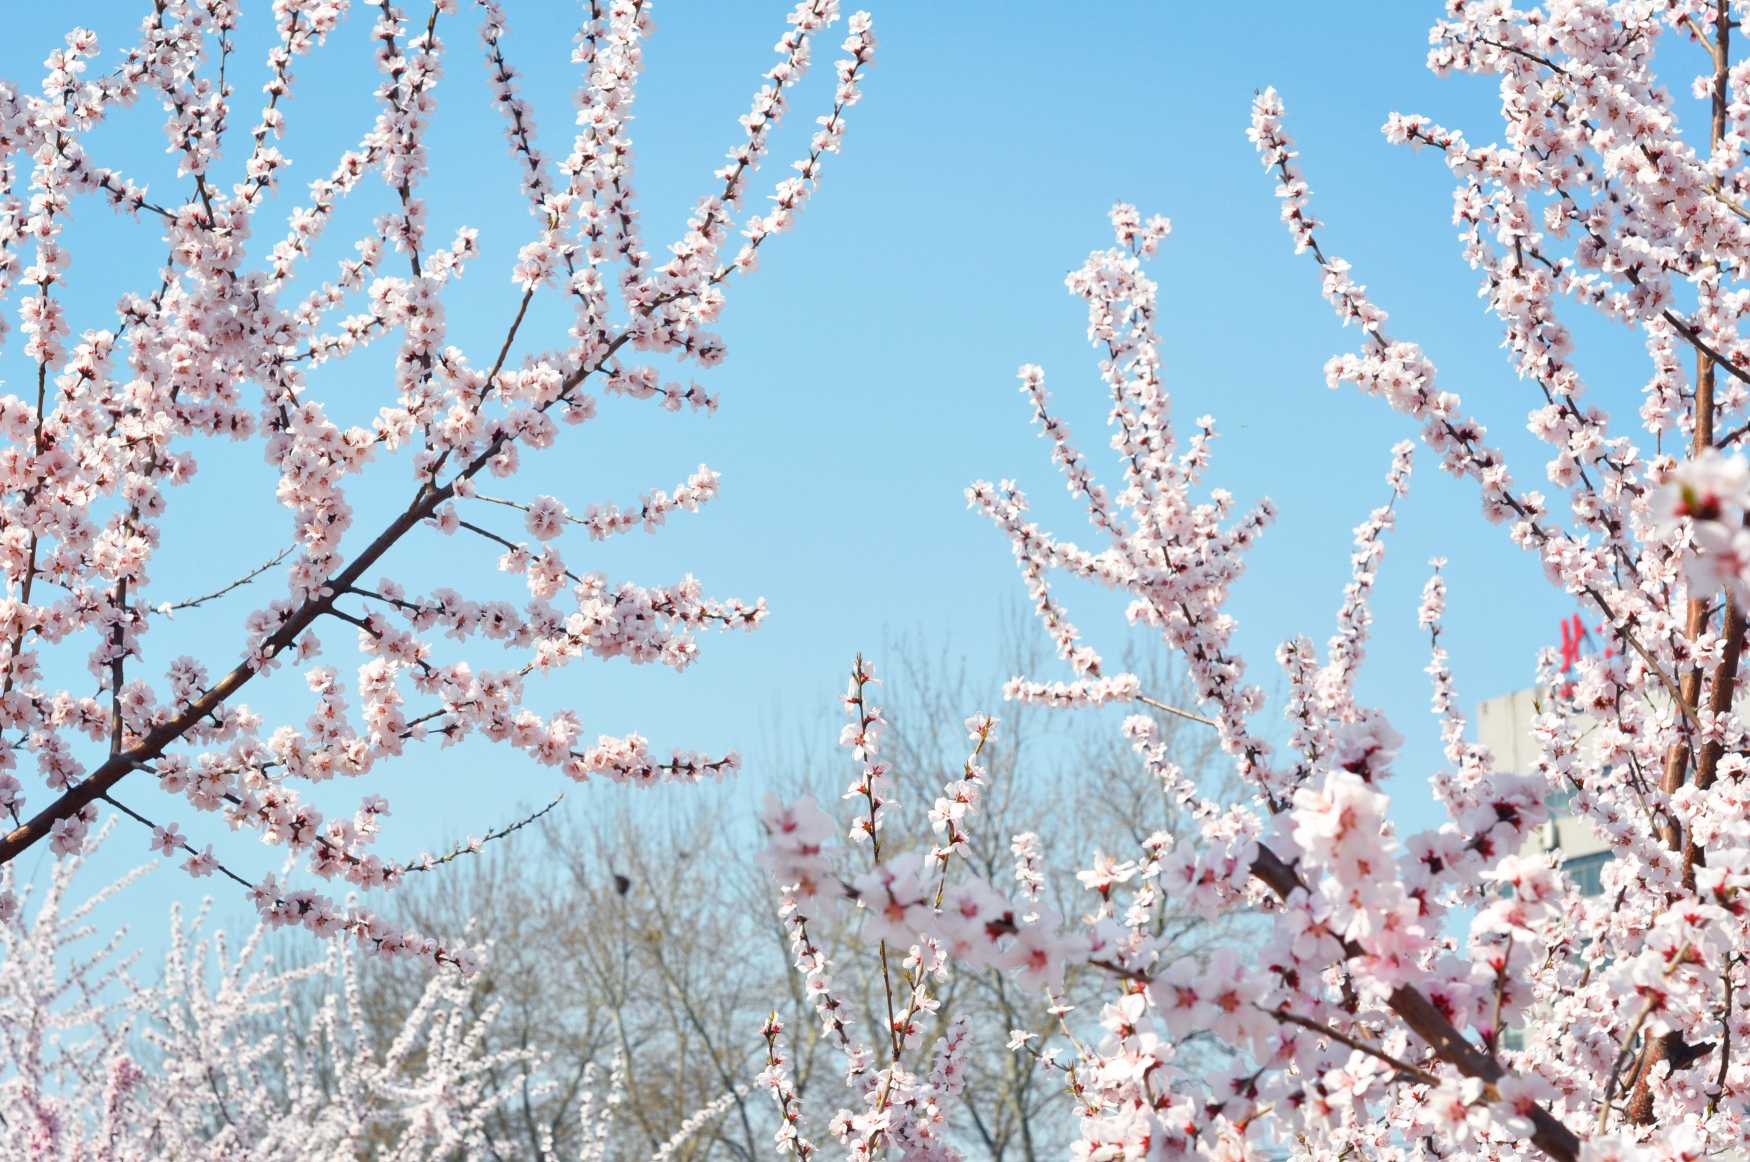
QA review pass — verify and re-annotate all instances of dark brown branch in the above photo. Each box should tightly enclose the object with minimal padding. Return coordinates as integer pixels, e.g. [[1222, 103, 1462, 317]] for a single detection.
[[1248, 844, 1581, 1162]]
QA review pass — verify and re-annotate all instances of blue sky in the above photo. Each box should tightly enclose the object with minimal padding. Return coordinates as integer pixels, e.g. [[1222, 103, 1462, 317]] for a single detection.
[[1, 3, 1646, 947]]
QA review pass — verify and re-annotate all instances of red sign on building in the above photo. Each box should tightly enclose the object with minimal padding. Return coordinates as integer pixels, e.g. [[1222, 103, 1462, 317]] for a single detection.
[[1555, 613, 1613, 698]]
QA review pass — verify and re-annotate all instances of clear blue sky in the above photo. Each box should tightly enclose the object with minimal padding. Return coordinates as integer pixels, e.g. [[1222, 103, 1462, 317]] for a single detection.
[[4, 3, 1629, 947]]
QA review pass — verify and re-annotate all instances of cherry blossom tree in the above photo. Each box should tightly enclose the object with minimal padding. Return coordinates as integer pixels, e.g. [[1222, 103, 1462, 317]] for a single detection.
[[758, 4, 1750, 1159], [0, 824, 743, 1159], [0, 0, 873, 971]]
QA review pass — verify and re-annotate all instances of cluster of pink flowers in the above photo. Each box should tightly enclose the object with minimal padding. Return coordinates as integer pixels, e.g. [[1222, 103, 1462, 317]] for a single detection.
[[1655, 450, 1750, 603], [758, 660, 1089, 1158], [26, 1, 1750, 1159], [765, 7, 1750, 1159], [960, 171, 1588, 1155], [1, 827, 739, 1160], [0, 0, 873, 972], [502, 464, 721, 542], [769, 8, 1750, 1158]]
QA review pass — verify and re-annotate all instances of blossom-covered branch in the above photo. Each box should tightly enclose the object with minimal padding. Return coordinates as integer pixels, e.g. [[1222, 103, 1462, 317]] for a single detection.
[[0, 0, 874, 971]]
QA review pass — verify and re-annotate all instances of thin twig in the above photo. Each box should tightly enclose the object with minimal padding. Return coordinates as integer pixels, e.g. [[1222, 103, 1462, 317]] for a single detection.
[[402, 794, 565, 873], [1136, 693, 1219, 728], [1267, 1006, 1442, 1087], [162, 547, 294, 612]]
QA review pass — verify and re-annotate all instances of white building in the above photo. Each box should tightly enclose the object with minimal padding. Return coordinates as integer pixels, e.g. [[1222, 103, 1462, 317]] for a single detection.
[[1476, 687, 1612, 897]]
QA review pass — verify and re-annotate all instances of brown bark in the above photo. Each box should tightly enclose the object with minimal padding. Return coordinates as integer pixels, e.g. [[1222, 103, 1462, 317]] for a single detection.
[[1634, 0, 1738, 1122]]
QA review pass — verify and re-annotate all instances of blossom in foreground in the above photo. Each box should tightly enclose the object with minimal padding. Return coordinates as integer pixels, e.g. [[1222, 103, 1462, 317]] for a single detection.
[[769, 8, 1750, 1156], [0, 0, 873, 971]]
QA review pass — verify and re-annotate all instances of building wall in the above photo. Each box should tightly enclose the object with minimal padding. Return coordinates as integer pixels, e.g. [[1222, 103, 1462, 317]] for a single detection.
[[1476, 687, 1611, 882]]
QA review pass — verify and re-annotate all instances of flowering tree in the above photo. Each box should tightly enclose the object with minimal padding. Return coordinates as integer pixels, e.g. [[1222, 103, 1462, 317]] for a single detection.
[[324, 627, 1231, 1160], [758, 4, 1750, 1159], [0, 825, 742, 1159], [0, 0, 873, 970]]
